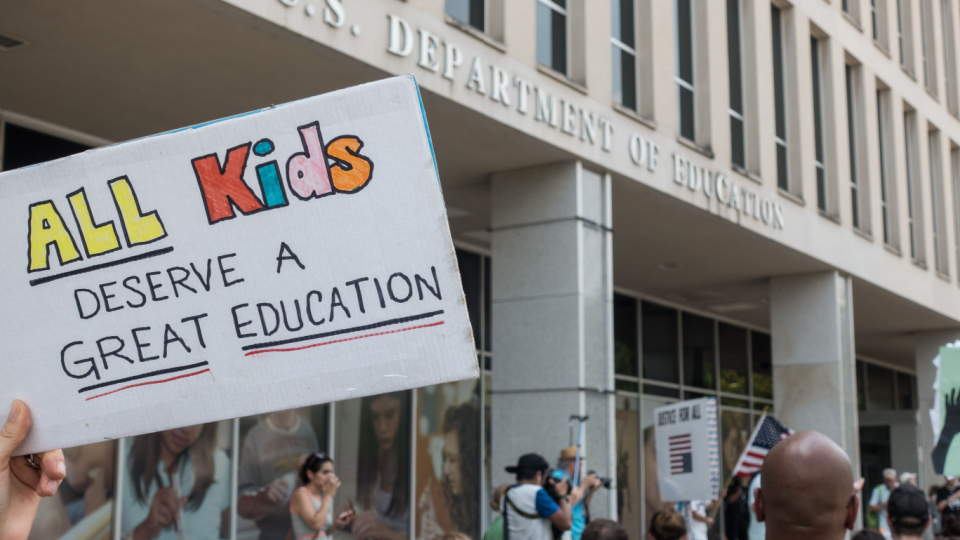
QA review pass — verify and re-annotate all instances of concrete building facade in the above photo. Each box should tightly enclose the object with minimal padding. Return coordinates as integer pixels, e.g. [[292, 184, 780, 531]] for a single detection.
[[3, 0, 960, 538]]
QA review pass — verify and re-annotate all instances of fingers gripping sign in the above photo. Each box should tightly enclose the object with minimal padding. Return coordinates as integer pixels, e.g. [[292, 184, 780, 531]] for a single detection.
[[0, 400, 66, 540]]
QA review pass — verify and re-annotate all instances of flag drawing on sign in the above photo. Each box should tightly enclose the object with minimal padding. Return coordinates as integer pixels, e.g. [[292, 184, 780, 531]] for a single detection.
[[732, 413, 794, 477], [669, 433, 693, 474]]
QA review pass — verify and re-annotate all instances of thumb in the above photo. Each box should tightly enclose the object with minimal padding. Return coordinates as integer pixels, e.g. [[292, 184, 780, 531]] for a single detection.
[[0, 400, 32, 463]]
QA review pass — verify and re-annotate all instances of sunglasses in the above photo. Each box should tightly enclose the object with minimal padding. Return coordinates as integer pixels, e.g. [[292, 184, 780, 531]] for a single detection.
[[306, 452, 329, 468]]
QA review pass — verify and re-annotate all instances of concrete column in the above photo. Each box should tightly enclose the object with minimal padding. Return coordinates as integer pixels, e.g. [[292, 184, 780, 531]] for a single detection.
[[490, 161, 616, 519], [916, 330, 960, 490], [770, 272, 859, 471]]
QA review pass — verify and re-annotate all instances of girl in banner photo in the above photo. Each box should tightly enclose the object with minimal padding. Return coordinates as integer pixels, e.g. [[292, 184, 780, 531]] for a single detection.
[[121, 423, 231, 540], [290, 452, 355, 540]]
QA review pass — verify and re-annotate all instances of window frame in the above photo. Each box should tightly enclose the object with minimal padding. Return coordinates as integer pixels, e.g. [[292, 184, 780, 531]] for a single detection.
[[536, 0, 569, 75]]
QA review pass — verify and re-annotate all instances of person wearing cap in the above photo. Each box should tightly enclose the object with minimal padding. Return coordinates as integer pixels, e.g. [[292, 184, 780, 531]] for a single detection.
[[901, 473, 918, 486], [870, 468, 899, 539], [938, 476, 960, 522], [556, 447, 602, 540], [885, 484, 930, 539], [502, 453, 577, 540]]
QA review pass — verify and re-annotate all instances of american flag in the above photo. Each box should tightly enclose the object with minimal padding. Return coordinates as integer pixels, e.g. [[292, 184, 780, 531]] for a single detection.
[[733, 414, 794, 477], [669, 433, 693, 474]]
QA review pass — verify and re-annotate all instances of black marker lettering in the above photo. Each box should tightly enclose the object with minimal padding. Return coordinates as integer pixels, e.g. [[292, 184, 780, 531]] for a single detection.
[[387, 272, 413, 303], [99, 281, 123, 313], [181, 313, 208, 348], [231, 304, 256, 338], [218, 253, 244, 287], [329, 287, 351, 321], [162, 324, 191, 358], [345, 277, 369, 313], [258, 302, 280, 336], [281, 300, 304, 332], [61, 341, 99, 380], [167, 266, 196, 297], [132, 327, 159, 362], [123, 276, 147, 308], [74, 288, 100, 320], [276, 242, 305, 273], [145, 271, 168, 301], [306, 291, 325, 325], [97, 336, 133, 369], [415, 267, 442, 300], [373, 278, 386, 308], [190, 259, 213, 291]]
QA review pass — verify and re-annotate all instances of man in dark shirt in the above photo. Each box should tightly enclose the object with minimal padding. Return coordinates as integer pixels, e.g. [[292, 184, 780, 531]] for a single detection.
[[724, 478, 749, 540], [938, 476, 960, 521]]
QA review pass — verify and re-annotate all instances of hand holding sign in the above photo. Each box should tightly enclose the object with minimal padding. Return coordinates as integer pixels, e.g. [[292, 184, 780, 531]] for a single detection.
[[0, 401, 66, 540]]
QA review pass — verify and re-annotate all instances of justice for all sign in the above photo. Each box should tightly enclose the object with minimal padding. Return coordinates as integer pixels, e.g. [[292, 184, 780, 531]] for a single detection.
[[0, 76, 478, 455], [654, 398, 720, 502]]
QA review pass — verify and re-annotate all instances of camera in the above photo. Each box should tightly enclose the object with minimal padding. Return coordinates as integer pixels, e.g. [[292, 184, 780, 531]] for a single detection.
[[543, 469, 569, 502], [588, 470, 613, 489]]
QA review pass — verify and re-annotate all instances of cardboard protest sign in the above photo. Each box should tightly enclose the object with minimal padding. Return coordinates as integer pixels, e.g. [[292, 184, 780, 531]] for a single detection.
[[932, 344, 960, 474], [654, 398, 720, 502], [0, 75, 478, 455]]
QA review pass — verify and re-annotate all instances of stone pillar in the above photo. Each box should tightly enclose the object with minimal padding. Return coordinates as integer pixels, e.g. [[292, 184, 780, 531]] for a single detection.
[[490, 161, 616, 519], [770, 272, 860, 472], [916, 330, 960, 490]]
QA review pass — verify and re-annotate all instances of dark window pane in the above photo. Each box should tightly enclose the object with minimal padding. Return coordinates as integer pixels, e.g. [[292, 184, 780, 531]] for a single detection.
[[817, 167, 827, 211], [867, 364, 895, 410], [751, 332, 773, 399], [772, 7, 787, 139], [614, 293, 639, 377], [679, 86, 696, 141], [644, 384, 680, 398], [613, 46, 637, 110], [777, 143, 789, 190], [553, 0, 566, 7], [847, 64, 860, 228], [897, 372, 915, 409], [685, 390, 711, 400], [721, 396, 749, 408], [719, 323, 748, 395], [484, 256, 491, 353], [616, 378, 640, 393], [613, 0, 635, 47], [642, 302, 679, 383], [857, 360, 866, 411], [753, 402, 773, 413], [683, 312, 715, 390], [457, 249, 482, 350], [2, 123, 91, 171], [470, 0, 484, 30], [727, 0, 744, 114], [731, 116, 745, 168], [537, 3, 567, 73], [811, 37, 825, 164], [551, 9, 567, 73], [676, 0, 694, 84]]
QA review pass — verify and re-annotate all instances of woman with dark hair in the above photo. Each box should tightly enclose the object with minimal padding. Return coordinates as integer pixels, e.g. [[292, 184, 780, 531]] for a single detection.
[[440, 403, 480, 539], [290, 453, 355, 540], [121, 423, 230, 540], [352, 392, 411, 540]]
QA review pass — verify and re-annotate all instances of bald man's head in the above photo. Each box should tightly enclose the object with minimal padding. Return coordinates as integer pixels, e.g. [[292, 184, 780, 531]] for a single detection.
[[755, 431, 859, 540]]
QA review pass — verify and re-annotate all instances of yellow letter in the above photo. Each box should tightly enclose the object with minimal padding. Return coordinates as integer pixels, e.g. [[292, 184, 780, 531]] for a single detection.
[[68, 188, 120, 257], [28, 201, 82, 272], [108, 177, 167, 246]]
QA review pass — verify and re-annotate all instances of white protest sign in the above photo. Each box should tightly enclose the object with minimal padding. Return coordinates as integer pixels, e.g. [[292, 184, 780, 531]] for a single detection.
[[0, 75, 478, 455], [654, 398, 720, 502]]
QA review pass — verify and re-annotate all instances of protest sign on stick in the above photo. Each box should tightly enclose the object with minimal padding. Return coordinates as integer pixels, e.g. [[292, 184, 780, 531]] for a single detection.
[[0, 75, 479, 455], [654, 398, 720, 502], [932, 343, 960, 474]]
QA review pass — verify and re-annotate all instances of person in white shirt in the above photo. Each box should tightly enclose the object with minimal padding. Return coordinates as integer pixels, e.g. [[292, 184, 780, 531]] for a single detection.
[[684, 500, 711, 540], [747, 474, 764, 540], [502, 453, 578, 540], [870, 468, 899, 539]]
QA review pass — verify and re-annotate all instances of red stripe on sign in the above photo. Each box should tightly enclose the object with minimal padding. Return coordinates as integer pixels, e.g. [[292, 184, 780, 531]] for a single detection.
[[245, 321, 445, 356], [84, 369, 212, 401], [669, 434, 691, 440]]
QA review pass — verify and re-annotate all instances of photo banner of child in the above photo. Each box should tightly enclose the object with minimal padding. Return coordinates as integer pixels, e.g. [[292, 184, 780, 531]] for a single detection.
[[0, 75, 479, 456], [932, 344, 960, 474]]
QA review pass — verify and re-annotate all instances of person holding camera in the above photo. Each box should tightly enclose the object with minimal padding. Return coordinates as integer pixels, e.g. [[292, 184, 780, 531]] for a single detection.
[[556, 448, 605, 540], [502, 454, 576, 540]]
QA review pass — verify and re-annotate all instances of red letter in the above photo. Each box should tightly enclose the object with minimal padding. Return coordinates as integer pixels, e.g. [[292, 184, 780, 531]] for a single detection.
[[192, 143, 264, 224]]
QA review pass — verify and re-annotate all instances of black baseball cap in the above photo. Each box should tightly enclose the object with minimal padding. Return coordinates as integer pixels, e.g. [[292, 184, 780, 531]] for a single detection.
[[888, 484, 929, 526], [506, 453, 549, 474]]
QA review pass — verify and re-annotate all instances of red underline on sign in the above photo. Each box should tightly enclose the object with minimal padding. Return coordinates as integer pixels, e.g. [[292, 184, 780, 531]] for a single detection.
[[245, 321, 446, 356], [84, 369, 212, 401]]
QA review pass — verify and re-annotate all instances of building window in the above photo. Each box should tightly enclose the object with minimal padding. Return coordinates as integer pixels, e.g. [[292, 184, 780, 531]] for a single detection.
[[772, 5, 789, 191], [612, 0, 637, 111], [675, 0, 696, 141], [728, 0, 746, 169], [846, 64, 862, 229], [920, 0, 938, 93], [1, 122, 90, 172], [856, 359, 917, 411], [536, 0, 567, 74], [871, 0, 879, 39], [877, 88, 894, 245], [812, 37, 828, 211], [897, 0, 915, 73], [951, 145, 960, 283], [904, 109, 925, 262], [943, 0, 959, 114], [447, 0, 484, 32], [930, 130, 949, 276]]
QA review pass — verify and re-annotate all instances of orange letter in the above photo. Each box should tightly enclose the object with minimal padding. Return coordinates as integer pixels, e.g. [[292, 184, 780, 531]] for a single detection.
[[326, 136, 373, 193]]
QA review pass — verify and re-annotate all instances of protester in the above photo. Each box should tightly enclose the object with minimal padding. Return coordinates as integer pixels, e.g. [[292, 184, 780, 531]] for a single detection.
[[648, 508, 687, 540], [0, 400, 67, 540], [930, 484, 944, 537], [682, 500, 713, 540], [544, 469, 572, 540], [746, 473, 763, 540], [502, 453, 575, 540], [938, 476, 960, 523], [870, 468, 900, 539], [556, 447, 602, 540], [884, 484, 929, 540], [290, 452, 354, 540], [941, 513, 960, 537], [852, 531, 886, 540], [484, 483, 512, 540], [121, 423, 232, 540], [351, 392, 412, 540], [901, 473, 918, 486], [753, 430, 859, 540], [580, 519, 628, 540], [238, 409, 320, 540], [724, 478, 749, 540]]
